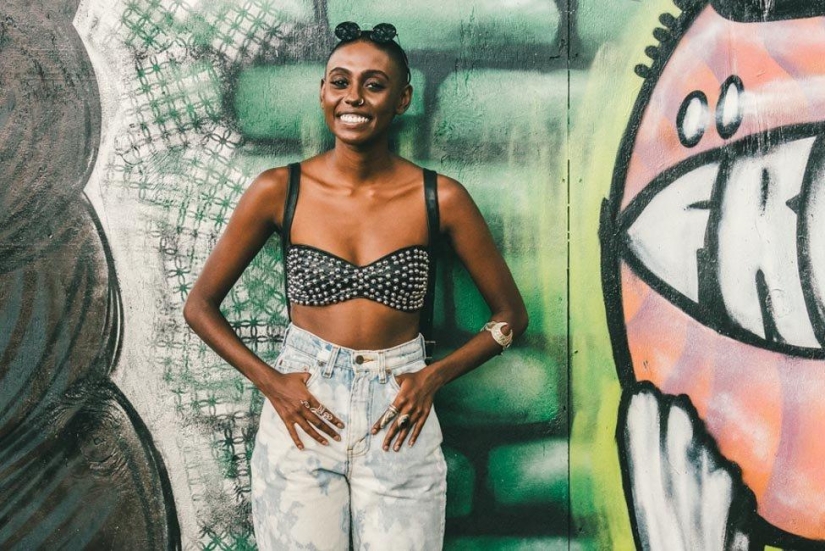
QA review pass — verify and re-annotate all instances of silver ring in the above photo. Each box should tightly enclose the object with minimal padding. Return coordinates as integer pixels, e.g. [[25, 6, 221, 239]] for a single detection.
[[310, 404, 334, 422], [378, 405, 399, 429], [300, 400, 311, 409], [397, 414, 411, 428]]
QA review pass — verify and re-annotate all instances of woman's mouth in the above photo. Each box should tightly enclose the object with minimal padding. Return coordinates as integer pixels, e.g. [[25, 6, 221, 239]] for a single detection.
[[338, 113, 370, 124]]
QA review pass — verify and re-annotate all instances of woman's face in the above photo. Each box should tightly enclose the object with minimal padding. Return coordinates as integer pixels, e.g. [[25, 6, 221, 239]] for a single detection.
[[320, 40, 412, 146]]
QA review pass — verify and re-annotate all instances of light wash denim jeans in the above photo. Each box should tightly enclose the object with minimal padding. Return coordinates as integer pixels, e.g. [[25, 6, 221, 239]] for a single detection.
[[251, 323, 447, 551]]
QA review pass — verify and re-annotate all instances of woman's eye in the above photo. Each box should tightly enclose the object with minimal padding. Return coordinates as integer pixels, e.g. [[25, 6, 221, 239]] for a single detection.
[[331, 79, 348, 88], [366, 81, 385, 91]]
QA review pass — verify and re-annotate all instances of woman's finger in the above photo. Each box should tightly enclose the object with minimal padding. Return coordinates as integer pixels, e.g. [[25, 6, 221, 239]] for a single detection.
[[372, 402, 401, 434], [383, 411, 412, 451], [302, 405, 341, 441], [295, 416, 329, 446], [284, 421, 305, 451], [302, 396, 345, 429], [393, 423, 412, 451], [408, 410, 429, 447]]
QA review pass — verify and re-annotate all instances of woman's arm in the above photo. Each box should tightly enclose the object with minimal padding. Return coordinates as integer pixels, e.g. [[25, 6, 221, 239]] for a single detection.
[[183, 168, 344, 449], [374, 174, 528, 450]]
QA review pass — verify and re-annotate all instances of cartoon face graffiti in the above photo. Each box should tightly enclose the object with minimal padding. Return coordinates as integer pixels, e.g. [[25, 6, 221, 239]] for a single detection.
[[603, 0, 825, 543]]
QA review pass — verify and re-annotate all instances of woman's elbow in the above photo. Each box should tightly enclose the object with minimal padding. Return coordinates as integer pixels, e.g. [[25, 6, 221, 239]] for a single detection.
[[182, 294, 201, 329], [512, 307, 529, 338]]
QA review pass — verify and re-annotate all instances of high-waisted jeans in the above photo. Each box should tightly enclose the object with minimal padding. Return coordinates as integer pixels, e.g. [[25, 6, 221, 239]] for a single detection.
[[251, 323, 447, 551]]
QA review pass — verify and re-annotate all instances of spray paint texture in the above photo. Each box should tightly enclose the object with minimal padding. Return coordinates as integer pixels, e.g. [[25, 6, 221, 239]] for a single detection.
[[602, 0, 825, 547]]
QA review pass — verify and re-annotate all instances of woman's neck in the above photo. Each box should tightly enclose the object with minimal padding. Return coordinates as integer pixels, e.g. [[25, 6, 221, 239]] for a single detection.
[[328, 140, 395, 185]]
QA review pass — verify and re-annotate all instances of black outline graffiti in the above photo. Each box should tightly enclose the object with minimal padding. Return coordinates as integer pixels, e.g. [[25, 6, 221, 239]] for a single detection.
[[676, 90, 708, 147], [710, 0, 825, 22], [616, 381, 759, 551], [715, 75, 744, 140], [618, 122, 825, 360], [601, 0, 825, 548]]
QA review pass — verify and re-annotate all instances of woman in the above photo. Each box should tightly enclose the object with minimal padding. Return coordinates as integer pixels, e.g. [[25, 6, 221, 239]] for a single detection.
[[183, 22, 527, 550]]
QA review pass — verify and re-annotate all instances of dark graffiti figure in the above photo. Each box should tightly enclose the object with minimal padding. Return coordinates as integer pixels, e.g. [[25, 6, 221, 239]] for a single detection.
[[0, 1, 179, 547], [602, 0, 825, 548]]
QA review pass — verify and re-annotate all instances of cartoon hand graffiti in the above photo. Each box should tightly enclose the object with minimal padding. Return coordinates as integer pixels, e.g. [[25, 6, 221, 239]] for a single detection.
[[602, 0, 825, 548]]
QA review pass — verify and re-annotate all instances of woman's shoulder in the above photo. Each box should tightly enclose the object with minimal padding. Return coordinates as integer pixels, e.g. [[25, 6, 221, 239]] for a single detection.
[[396, 157, 469, 204], [433, 172, 473, 211], [243, 165, 293, 228], [430, 172, 483, 234], [251, 165, 291, 191]]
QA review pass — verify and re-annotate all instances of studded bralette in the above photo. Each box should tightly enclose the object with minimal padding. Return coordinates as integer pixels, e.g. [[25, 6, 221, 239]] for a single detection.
[[285, 244, 430, 312]]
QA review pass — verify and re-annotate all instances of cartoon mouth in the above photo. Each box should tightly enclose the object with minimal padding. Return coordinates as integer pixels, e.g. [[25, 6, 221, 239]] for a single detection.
[[618, 123, 825, 357]]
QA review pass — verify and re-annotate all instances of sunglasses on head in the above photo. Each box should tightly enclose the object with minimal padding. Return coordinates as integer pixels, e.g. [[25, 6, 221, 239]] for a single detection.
[[334, 22, 398, 44]]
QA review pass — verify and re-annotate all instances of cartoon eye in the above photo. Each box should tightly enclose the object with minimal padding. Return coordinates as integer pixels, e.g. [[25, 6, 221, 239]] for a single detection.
[[676, 91, 708, 148], [716, 75, 744, 139]]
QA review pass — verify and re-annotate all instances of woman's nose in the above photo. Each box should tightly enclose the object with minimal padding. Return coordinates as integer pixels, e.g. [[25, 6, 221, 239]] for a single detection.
[[345, 90, 364, 106]]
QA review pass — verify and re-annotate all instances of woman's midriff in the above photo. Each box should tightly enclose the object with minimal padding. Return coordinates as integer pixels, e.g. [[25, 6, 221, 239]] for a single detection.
[[290, 300, 422, 350]]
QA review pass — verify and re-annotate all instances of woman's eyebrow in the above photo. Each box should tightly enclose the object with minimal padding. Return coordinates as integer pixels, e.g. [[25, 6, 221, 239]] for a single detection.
[[328, 67, 390, 80], [362, 69, 390, 80]]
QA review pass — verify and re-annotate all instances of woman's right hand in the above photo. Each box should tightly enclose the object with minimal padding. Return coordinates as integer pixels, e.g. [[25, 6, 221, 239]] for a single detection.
[[261, 370, 345, 450]]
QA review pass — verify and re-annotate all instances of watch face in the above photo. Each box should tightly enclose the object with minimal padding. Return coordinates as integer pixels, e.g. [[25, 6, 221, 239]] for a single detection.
[[603, 0, 825, 540]]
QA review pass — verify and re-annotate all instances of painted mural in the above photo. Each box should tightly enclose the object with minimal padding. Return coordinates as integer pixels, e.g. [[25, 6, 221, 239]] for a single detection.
[[595, 0, 825, 549], [0, 0, 178, 548], [7, 0, 823, 549], [0, 0, 572, 548]]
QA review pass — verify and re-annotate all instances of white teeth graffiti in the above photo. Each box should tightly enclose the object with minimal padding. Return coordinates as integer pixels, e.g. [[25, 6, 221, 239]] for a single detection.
[[620, 127, 825, 354], [627, 162, 718, 303]]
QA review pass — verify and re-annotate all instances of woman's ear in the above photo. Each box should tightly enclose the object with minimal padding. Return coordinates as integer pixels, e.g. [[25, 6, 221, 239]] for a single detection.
[[319, 78, 325, 104], [396, 84, 413, 115]]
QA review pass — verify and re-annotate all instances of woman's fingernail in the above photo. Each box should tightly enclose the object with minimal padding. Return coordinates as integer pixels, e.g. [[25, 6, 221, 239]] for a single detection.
[[334, 435, 341, 441], [383, 445, 389, 451]]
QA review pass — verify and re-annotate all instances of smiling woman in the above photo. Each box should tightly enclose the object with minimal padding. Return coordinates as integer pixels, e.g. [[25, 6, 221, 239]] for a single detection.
[[183, 21, 527, 550]]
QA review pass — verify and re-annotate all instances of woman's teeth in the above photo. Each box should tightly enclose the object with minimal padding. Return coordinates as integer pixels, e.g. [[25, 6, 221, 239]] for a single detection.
[[340, 114, 369, 123]]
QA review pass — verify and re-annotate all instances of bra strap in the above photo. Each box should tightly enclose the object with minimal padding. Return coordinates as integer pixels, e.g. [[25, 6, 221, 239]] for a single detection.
[[421, 168, 439, 363], [281, 162, 301, 321]]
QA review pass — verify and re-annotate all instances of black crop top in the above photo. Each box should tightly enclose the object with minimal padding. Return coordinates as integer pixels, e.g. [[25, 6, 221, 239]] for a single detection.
[[280, 164, 439, 315], [286, 244, 429, 311]]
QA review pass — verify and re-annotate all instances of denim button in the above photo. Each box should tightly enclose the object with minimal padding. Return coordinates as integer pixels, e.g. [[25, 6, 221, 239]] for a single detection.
[[354, 355, 364, 364]]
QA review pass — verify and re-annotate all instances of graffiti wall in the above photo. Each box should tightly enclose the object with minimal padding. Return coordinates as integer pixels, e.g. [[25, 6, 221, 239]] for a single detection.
[[2, 0, 569, 548], [3, 0, 823, 549], [574, 0, 825, 549]]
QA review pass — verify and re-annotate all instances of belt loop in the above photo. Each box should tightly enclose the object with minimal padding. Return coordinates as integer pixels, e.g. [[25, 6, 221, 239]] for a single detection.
[[377, 352, 387, 384], [316, 345, 337, 378], [324, 346, 339, 378]]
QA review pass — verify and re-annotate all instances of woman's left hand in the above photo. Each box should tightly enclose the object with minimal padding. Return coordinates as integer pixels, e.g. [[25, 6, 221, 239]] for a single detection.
[[371, 366, 441, 451]]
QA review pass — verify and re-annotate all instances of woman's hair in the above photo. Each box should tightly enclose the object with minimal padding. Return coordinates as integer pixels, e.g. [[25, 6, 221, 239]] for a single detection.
[[328, 26, 411, 85]]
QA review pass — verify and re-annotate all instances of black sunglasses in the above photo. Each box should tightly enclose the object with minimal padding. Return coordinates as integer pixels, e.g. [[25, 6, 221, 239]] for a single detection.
[[334, 22, 398, 44]]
